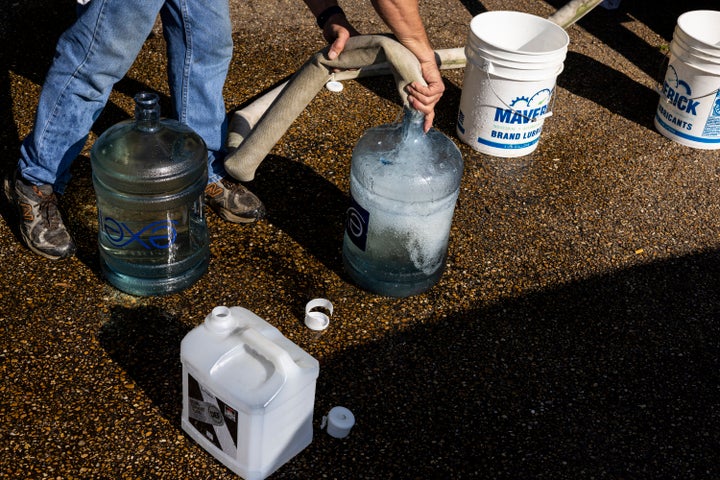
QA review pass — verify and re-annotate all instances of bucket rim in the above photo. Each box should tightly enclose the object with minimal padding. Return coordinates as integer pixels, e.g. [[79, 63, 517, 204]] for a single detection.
[[467, 43, 568, 65], [469, 10, 569, 56], [673, 28, 720, 59], [669, 42, 720, 76], [467, 36, 568, 63], [467, 49, 566, 74], [673, 30, 720, 59], [676, 10, 720, 51]]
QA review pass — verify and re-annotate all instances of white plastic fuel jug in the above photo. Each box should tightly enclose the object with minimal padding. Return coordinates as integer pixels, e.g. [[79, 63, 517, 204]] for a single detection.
[[181, 306, 319, 479]]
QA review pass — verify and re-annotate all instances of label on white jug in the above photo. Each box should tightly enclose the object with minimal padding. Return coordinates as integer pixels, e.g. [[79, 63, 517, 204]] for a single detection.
[[186, 373, 239, 455]]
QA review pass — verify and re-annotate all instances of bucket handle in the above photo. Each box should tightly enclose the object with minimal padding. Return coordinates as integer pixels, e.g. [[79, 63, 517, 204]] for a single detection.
[[655, 47, 720, 101], [481, 61, 558, 123]]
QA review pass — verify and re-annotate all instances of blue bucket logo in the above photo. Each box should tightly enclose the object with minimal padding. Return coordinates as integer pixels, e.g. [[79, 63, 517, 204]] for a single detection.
[[656, 65, 698, 133], [479, 88, 553, 150]]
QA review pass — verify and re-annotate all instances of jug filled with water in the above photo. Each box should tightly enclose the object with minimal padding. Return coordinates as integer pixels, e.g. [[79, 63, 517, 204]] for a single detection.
[[342, 107, 464, 297], [91, 92, 209, 296]]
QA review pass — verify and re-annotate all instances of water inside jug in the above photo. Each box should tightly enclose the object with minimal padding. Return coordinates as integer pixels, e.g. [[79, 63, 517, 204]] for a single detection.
[[91, 92, 209, 296], [342, 108, 464, 297]]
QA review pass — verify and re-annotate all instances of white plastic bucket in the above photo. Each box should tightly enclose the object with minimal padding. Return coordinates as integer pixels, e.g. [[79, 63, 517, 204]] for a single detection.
[[676, 10, 720, 50], [655, 10, 720, 149], [457, 11, 569, 157]]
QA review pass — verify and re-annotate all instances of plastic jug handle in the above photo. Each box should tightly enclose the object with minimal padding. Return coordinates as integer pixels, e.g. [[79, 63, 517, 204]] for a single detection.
[[240, 328, 299, 375]]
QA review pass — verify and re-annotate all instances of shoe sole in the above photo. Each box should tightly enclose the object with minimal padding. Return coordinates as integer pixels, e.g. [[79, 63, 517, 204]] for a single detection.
[[214, 207, 264, 224]]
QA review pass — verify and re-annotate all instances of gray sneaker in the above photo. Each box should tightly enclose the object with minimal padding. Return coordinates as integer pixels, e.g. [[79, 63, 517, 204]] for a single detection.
[[4, 170, 76, 260], [204, 178, 266, 224]]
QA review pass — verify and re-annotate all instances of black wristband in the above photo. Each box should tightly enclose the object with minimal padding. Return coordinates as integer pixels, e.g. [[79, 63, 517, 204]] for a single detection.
[[316, 5, 344, 29]]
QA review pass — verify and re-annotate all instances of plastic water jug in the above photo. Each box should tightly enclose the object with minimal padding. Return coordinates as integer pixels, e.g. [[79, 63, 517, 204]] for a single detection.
[[181, 306, 319, 480], [342, 108, 464, 297], [91, 92, 209, 296]]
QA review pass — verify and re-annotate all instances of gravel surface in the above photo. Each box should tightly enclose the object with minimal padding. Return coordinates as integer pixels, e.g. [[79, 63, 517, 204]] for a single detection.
[[2, 0, 720, 478]]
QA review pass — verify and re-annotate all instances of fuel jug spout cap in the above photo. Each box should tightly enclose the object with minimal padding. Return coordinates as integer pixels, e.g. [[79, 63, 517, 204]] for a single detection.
[[204, 306, 237, 334]]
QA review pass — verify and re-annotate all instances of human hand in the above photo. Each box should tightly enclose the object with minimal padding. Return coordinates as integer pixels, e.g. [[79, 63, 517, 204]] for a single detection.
[[406, 59, 444, 132], [322, 17, 360, 59]]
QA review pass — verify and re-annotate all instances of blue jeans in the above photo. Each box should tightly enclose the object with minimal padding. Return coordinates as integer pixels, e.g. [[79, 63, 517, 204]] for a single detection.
[[19, 0, 232, 193]]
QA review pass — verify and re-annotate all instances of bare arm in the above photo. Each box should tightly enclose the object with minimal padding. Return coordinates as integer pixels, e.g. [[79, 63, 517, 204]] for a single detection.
[[303, 0, 443, 131], [369, 0, 444, 131]]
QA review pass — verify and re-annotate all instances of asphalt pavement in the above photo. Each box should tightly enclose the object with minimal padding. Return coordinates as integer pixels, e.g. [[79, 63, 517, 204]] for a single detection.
[[2, 0, 720, 478]]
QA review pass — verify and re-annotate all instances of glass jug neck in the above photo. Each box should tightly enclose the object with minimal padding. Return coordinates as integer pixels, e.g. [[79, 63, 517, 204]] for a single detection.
[[402, 107, 425, 140], [134, 92, 161, 132]]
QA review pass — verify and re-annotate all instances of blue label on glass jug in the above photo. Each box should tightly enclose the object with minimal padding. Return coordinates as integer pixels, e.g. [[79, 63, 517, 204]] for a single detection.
[[346, 196, 369, 251], [101, 215, 178, 249]]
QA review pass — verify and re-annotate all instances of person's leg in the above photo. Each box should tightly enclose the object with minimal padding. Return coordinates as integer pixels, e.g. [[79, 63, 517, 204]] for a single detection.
[[161, 0, 231, 183], [161, 0, 265, 223], [11, 0, 166, 259], [18, 0, 166, 193]]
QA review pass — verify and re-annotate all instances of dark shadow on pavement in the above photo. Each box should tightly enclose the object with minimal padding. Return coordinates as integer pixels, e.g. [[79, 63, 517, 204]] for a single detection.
[[458, 0, 488, 18], [558, 51, 660, 129], [309, 249, 720, 478], [250, 154, 348, 278], [0, 1, 74, 174], [103, 247, 720, 478], [97, 305, 194, 423]]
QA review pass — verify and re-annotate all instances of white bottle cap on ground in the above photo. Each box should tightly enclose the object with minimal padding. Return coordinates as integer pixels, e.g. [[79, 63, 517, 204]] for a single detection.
[[325, 80, 344, 92], [326, 406, 355, 438], [305, 298, 332, 331]]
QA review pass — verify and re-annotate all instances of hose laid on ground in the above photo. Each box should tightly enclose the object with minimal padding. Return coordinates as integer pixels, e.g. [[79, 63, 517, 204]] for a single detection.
[[225, 46, 465, 160], [224, 35, 429, 182]]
